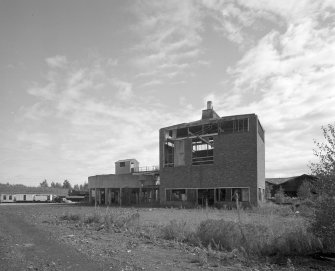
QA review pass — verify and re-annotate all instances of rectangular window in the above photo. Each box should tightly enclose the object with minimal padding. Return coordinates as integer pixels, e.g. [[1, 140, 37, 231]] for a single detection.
[[232, 188, 249, 202], [166, 189, 186, 201], [176, 127, 188, 138], [216, 188, 227, 201], [4, 195, 6, 200], [221, 120, 234, 133], [119, 162, 126, 167], [164, 141, 174, 167], [189, 125, 203, 135], [9, 195, 12, 200], [192, 136, 214, 165], [203, 123, 218, 134], [220, 118, 249, 134]]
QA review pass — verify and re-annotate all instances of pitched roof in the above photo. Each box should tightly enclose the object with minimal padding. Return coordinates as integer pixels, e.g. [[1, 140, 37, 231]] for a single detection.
[[266, 174, 317, 185], [266, 177, 294, 185]]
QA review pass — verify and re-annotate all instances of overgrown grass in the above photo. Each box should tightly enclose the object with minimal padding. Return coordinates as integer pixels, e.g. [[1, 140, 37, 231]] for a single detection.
[[60, 213, 81, 221], [194, 219, 322, 256], [56, 203, 324, 257], [159, 203, 323, 257], [58, 207, 140, 230]]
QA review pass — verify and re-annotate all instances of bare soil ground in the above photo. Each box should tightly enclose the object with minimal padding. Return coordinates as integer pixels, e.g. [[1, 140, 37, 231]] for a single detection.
[[0, 204, 334, 271]]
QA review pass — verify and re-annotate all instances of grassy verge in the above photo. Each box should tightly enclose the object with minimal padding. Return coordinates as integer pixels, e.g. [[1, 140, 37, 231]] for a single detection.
[[57, 203, 323, 258]]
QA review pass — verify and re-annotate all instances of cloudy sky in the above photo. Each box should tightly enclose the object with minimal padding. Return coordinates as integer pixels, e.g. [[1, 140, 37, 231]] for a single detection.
[[1, 0, 335, 186]]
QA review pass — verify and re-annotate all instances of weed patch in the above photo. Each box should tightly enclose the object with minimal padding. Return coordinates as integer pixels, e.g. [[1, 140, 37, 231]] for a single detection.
[[160, 220, 192, 242], [194, 219, 322, 256], [59, 213, 81, 222]]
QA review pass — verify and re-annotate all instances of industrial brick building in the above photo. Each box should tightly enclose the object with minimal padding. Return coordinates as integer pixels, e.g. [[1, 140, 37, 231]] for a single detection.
[[88, 159, 159, 206], [159, 102, 265, 207], [88, 101, 265, 207]]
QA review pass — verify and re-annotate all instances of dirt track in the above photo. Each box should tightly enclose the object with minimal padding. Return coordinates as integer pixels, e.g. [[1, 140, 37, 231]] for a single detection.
[[0, 206, 102, 271]]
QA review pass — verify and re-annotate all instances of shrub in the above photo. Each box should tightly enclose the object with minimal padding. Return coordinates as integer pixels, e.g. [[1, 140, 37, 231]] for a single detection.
[[60, 213, 81, 221], [310, 196, 335, 251], [194, 219, 322, 256], [84, 212, 101, 224], [297, 181, 312, 200], [274, 187, 285, 204], [309, 123, 335, 252], [160, 219, 192, 242]]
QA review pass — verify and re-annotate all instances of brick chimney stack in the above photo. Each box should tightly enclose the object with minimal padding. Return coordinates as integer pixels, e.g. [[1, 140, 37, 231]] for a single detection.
[[202, 101, 220, 120]]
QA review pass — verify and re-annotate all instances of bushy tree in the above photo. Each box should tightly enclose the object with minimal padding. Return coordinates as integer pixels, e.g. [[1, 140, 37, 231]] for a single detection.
[[81, 182, 88, 191], [62, 179, 72, 189], [297, 181, 312, 200], [55, 182, 62, 188], [309, 123, 335, 251], [40, 179, 49, 188]]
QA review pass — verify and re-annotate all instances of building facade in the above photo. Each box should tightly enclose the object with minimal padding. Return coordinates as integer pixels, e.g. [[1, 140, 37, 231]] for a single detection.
[[88, 159, 159, 206], [159, 102, 265, 207]]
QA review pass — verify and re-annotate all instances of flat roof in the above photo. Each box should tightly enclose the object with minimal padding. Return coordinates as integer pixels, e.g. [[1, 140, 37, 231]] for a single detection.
[[161, 113, 257, 130]]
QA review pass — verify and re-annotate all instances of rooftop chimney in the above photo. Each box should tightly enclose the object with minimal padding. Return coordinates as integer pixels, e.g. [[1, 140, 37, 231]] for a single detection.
[[207, 101, 213, 110], [201, 101, 220, 120]]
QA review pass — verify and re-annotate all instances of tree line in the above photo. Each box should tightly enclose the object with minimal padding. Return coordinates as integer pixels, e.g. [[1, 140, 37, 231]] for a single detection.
[[39, 179, 88, 191]]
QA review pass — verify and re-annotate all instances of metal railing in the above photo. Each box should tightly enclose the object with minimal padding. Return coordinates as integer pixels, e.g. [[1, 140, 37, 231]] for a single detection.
[[133, 166, 159, 173]]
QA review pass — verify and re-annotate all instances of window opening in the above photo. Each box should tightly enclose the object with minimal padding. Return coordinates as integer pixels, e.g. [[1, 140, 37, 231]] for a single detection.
[[119, 162, 125, 167], [220, 118, 249, 133], [216, 188, 249, 202], [164, 140, 174, 167], [192, 136, 214, 165], [198, 189, 215, 206], [166, 189, 186, 201], [176, 127, 188, 138]]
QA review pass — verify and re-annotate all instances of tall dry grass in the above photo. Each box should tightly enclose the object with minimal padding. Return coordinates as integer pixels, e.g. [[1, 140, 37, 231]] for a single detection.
[[160, 203, 323, 256], [56, 203, 323, 256]]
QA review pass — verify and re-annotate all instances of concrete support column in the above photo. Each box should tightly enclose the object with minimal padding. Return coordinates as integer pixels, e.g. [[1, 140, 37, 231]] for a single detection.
[[119, 188, 122, 207], [105, 188, 108, 206]]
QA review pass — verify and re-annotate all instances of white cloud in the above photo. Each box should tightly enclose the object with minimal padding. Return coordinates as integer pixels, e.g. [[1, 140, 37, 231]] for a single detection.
[[208, 1, 335, 177], [132, 0, 204, 80], [111, 78, 133, 100], [27, 82, 56, 101], [45, 55, 68, 68], [20, 55, 203, 182], [141, 80, 162, 88]]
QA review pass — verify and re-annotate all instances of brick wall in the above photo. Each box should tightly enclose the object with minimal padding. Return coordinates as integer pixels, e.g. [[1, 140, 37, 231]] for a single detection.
[[159, 114, 265, 205]]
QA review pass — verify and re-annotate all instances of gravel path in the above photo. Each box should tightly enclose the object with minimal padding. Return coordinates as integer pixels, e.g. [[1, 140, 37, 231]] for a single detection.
[[0, 207, 102, 271]]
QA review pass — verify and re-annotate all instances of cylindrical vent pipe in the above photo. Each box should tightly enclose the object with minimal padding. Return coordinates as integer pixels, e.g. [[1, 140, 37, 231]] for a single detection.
[[207, 101, 213, 110]]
